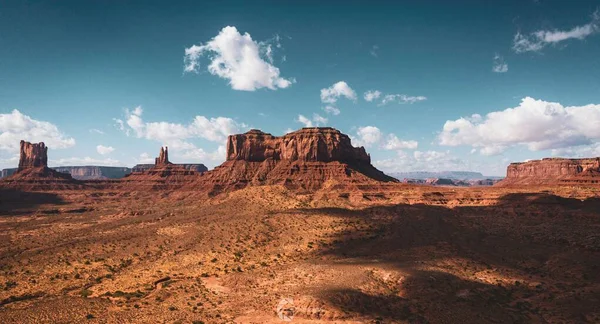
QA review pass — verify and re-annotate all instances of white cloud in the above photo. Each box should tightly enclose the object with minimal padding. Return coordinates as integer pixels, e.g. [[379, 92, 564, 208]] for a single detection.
[[374, 150, 470, 173], [89, 128, 104, 135], [96, 145, 115, 155], [183, 26, 294, 91], [364, 90, 382, 102], [296, 115, 313, 127], [492, 54, 508, 73], [353, 126, 419, 151], [179, 145, 227, 163], [320, 81, 357, 104], [356, 126, 383, 146], [323, 105, 341, 115], [380, 94, 427, 106], [513, 11, 599, 53], [312, 113, 328, 125], [383, 134, 418, 150], [296, 113, 328, 128], [49, 157, 122, 167], [439, 97, 600, 155], [119, 106, 246, 146], [551, 143, 600, 158], [0, 109, 75, 152], [116, 106, 247, 165]]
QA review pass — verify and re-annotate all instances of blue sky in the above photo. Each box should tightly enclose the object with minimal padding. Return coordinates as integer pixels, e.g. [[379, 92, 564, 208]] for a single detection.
[[1, 0, 600, 175]]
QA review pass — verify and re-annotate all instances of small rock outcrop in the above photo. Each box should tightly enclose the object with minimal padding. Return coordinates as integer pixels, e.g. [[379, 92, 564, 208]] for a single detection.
[[497, 157, 600, 186], [198, 127, 396, 191], [155, 147, 170, 165], [18, 140, 48, 171], [123, 147, 203, 183]]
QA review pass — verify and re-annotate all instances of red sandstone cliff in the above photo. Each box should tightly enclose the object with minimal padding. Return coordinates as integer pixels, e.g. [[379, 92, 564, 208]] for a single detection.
[[197, 127, 396, 191], [497, 158, 600, 186]]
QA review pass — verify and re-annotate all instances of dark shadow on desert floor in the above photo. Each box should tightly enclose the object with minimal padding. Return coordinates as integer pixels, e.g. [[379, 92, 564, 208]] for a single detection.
[[0, 188, 65, 216], [298, 193, 600, 323]]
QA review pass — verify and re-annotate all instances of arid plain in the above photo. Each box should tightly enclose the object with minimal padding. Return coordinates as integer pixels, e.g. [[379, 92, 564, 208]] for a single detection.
[[1, 129, 600, 323]]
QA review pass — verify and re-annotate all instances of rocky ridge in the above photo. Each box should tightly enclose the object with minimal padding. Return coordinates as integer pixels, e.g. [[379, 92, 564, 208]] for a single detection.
[[497, 157, 600, 186]]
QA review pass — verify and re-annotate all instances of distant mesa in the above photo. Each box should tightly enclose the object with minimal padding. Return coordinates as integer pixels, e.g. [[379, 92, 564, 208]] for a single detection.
[[123, 146, 206, 181], [198, 127, 397, 190], [497, 157, 600, 186]]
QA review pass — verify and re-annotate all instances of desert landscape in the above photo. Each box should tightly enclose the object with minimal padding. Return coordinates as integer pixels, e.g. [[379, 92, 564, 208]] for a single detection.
[[1, 128, 599, 323]]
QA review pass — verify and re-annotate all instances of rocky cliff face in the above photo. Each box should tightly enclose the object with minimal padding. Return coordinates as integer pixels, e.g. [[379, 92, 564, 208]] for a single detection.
[[199, 127, 396, 191], [18, 141, 48, 171], [227, 128, 371, 164], [498, 158, 600, 186]]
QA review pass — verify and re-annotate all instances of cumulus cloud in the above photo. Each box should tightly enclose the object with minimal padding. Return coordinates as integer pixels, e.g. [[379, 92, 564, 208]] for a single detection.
[[0, 109, 75, 152], [439, 97, 600, 155], [296, 113, 328, 127], [492, 54, 508, 73], [383, 134, 418, 150], [96, 145, 115, 155], [356, 126, 383, 146], [118, 106, 246, 146], [513, 11, 599, 53], [374, 150, 470, 173], [137, 152, 155, 164], [116, 106, 246, 165], [364, 90, 382, 102], [323, 106, 341, 115], [380, 94, 427, 106], [352, 126, 418, 151], [320, 81, 357, 104], [184, 26, 294, 91]]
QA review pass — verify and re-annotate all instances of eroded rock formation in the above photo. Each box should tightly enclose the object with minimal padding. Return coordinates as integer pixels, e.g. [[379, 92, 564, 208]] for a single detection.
[[155, 147, 170, 165], [4, 140, 73, 183], [227, 128, 371, 164], [18, 140, 48, 171], [497, 158, 600, 186], [123, 146, 203, 183], [197, 127, 396, 191]]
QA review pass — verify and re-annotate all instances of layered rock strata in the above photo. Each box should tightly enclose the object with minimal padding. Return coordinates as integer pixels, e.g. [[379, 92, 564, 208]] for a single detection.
[[197, 127, 396, 191]]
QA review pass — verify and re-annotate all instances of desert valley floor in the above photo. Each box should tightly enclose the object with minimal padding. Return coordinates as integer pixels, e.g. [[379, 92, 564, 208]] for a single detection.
[[1, 184, 599, 323]]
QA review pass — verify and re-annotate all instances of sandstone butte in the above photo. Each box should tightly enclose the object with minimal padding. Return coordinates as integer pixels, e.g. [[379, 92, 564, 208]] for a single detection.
[[195, 127, 397, 191], [496, 157, 600, 186], [5, 141, 73, 182]]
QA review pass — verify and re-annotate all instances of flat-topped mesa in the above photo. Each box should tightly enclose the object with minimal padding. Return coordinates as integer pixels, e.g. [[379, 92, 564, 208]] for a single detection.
[[155, 147, 170, 165], [226, 127, 371, 165], [497, 157, 600, 186], [18, 140, 48, 171]]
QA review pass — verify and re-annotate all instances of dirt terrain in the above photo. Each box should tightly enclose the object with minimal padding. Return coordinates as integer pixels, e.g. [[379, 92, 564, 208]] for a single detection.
[[1, 184, 599, 323]]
